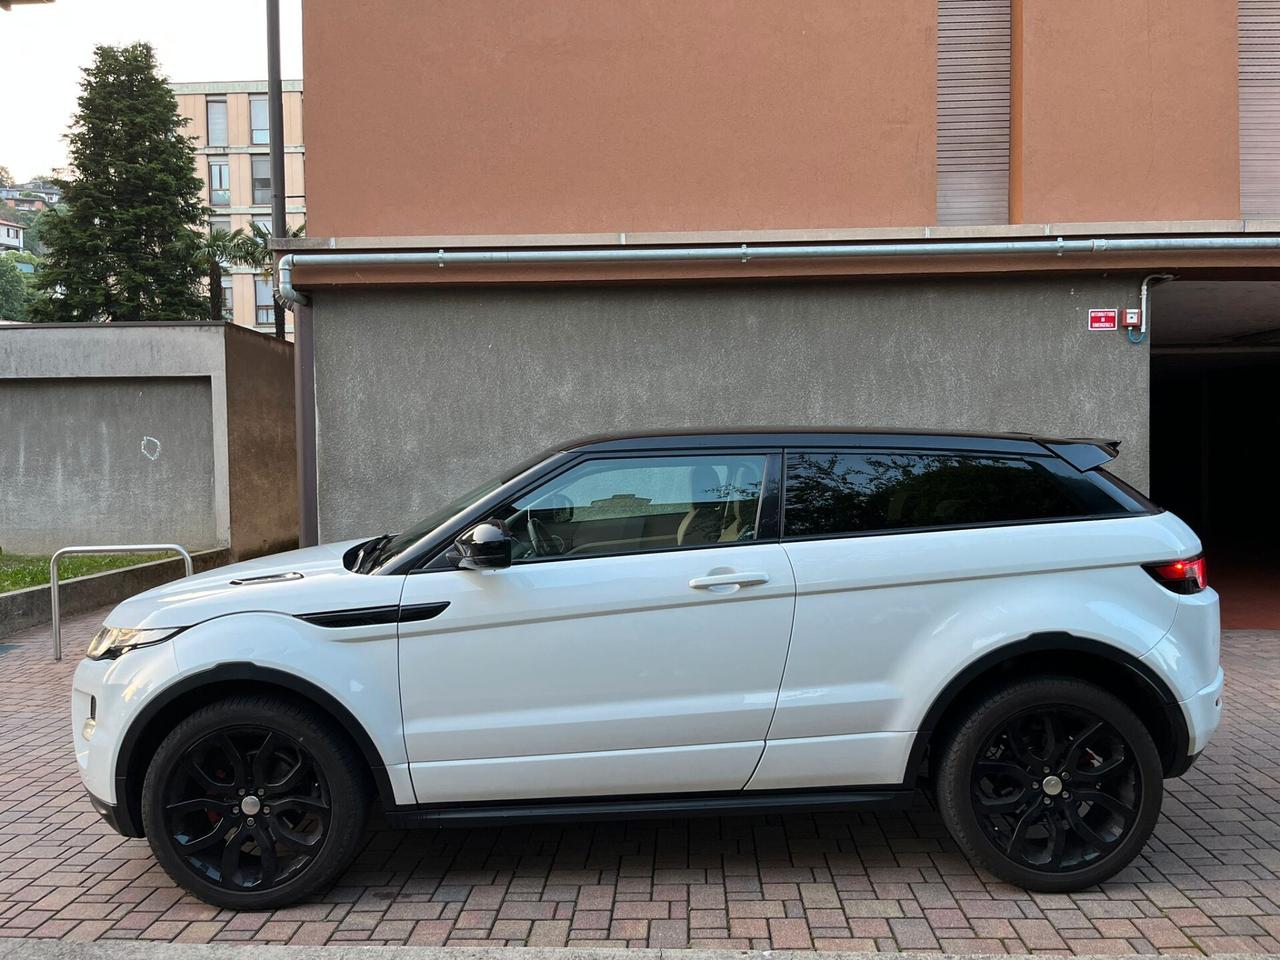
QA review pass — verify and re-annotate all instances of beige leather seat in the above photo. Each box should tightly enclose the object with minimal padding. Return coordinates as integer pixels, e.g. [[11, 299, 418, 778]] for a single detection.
[[676, 462, 761, 545], [719, 461, 761, 542], [676, 464, 728, 545]]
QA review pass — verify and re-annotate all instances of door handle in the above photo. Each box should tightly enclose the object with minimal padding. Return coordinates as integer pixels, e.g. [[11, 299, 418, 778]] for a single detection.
[[689, 572, 770, 590]]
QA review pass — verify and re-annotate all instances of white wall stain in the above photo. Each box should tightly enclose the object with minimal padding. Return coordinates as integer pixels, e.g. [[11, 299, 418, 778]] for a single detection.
[[141, 436, 162, 461]]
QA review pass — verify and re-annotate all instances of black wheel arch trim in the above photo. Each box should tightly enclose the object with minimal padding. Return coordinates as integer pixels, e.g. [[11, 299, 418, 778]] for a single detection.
[[904, 631, 1189, 783], [112, 661, 398, 837]]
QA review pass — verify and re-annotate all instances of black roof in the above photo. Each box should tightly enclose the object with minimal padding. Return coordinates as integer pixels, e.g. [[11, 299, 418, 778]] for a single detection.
[[556, 428, 1121, 470]]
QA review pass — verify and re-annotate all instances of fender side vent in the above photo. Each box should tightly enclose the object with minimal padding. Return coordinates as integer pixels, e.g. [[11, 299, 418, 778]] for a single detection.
[[298, 605, 399, 628]]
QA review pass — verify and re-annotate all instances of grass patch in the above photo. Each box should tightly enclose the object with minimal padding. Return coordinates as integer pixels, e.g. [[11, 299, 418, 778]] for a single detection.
[[0, 552, 169, 594]]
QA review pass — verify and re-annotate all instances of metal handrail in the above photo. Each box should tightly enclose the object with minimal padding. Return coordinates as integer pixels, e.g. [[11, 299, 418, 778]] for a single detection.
[[50, 544, 193, 661]]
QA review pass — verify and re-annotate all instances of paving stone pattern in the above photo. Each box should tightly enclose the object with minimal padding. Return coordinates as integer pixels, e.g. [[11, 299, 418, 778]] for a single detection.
[[2, 606, 1278, 953]]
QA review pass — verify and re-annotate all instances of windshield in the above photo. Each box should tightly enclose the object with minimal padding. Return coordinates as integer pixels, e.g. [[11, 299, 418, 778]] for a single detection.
[[360, 447, 556, 571]]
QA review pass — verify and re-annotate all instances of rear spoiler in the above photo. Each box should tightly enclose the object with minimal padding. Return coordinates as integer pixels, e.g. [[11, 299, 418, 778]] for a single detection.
[[1040, 437, 1122, 471]]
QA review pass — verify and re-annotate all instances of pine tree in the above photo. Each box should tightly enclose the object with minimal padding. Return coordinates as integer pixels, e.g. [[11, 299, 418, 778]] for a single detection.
[[32, 43, 208, 323]]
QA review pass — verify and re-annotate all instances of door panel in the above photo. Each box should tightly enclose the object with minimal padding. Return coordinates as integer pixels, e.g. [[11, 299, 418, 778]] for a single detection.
[[398, 542, 795, 803]]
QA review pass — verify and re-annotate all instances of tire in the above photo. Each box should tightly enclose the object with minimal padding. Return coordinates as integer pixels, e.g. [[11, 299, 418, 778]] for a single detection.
[[141, 695, 368, 909], [935, 676, 1163, 892]]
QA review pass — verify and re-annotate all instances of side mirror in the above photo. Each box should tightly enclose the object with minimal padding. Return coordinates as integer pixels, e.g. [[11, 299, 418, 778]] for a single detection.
[[454, 520, 514, 570]]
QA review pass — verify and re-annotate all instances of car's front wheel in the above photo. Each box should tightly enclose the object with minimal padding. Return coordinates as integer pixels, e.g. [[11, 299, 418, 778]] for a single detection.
[[936, 677, 1163, 891], [141, 695, 368, 909]]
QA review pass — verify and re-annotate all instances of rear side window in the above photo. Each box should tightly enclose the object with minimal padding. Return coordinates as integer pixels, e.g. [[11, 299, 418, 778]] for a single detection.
[[783, 449, 1135, 538]]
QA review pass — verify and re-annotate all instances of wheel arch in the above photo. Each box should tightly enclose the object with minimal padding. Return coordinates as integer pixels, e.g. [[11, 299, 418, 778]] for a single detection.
[[906, 632, 1189, 785], [113, 662, 396, 837]]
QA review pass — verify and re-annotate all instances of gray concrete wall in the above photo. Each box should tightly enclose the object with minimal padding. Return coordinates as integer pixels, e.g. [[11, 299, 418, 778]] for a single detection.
[[0, 378, 216, 554], [0, 323, 297, 563], [311, 276, 1148, 541], [1, 323, 234, 547], [224, 326, 299, 559]]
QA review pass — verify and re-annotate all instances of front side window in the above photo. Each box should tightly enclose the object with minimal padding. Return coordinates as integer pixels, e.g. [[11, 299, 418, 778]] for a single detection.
[[208, 158, 230, 207], [250, 94, 270, 144], [251, 155, 272, 205], [497, 454, 765, 561], [784, 450, 1131, 538]]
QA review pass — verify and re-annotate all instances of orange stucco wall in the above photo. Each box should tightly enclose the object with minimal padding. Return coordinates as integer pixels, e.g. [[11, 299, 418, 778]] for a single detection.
[[1010, 0, 1240, 224], [302, 0, 938, 238]]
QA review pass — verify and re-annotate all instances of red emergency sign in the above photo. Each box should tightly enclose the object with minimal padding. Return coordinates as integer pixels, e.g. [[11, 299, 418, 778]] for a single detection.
[[1088, 308, 1119, 331]]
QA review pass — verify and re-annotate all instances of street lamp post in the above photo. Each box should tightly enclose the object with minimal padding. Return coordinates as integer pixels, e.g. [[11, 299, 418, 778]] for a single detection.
[[267, 0, 287, 340]]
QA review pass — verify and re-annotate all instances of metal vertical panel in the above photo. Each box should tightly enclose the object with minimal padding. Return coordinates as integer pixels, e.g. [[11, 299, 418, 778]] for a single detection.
[[936, 0, 1011, 225], [1241, 0, 1280, 217]]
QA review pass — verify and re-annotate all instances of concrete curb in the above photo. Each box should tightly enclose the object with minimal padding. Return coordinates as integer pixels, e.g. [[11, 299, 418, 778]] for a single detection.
[[0, 946, 1265, 960], [0, 549, 230, 641]]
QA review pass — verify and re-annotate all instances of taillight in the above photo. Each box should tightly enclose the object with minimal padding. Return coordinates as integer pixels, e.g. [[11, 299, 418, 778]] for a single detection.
[[1144, 555, 1208, 594]]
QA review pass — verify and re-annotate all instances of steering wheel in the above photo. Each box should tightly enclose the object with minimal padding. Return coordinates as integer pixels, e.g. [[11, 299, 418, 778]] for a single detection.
[[526, 513, 565, 557]]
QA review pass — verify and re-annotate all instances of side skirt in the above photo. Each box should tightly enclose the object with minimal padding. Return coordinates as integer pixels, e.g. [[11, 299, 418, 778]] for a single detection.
[[385, 787, 917, 829]]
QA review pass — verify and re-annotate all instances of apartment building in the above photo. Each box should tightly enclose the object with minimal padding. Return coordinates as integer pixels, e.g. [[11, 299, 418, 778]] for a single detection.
[[172, 80, 305, 335], [1, 184, 60, 213], [0, 218, 23, 253], [282, 1, 1279, 613]]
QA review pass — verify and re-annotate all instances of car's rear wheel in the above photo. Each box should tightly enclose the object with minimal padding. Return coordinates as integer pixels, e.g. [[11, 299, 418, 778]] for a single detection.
[[936, 677, 1163, 891], [141, 695, 368, 909]]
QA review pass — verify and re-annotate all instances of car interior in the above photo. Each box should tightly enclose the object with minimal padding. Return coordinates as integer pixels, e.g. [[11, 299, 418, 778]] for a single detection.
[[499, 457, 763, 560]]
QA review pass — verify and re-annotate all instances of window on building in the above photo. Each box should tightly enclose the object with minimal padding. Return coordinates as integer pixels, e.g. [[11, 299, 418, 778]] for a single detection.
[[208, 215, 232, 235], [935, 0, 1011, 225], [251, 155, 272, 205], [782, 450, 1130, 539], [206, 98, 228, 147], [250, 94, 270, 145], [208, 158, 230, 207], [220, 274, 235, 323], [255, 276, 276, 325], [252, 216, 272, 235]]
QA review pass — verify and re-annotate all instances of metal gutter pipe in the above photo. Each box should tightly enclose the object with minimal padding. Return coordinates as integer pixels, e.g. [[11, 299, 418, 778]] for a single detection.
[[276, 234, 1280, 307]]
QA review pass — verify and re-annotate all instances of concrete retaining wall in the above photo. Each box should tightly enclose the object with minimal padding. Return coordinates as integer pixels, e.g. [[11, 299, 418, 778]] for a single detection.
[[0, 549, 230, 641], [310, 275, 1148, 541]]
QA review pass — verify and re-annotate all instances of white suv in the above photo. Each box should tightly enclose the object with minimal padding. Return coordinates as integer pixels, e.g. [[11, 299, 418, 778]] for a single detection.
[[72, 429, 1222, 908]]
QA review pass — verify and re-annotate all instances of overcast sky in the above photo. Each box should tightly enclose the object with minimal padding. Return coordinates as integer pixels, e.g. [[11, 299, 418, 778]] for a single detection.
[[2, 0, 303, 182]]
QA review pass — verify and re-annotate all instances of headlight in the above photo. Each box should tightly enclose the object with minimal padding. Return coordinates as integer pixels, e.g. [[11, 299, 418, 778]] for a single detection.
[[86, 626, 181, 660]]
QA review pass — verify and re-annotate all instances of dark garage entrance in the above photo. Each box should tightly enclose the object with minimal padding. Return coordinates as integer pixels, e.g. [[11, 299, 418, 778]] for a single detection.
[[1150, 280, 1280, 628]]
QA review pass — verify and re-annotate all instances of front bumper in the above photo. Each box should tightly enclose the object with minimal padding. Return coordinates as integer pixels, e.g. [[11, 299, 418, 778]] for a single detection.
[[86, 789, 136, 836], [72, 642, 180, 837]]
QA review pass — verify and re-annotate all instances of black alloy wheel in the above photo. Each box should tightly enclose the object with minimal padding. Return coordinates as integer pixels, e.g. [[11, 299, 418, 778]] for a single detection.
[[162, 727, 329, 891], [971, 706, 1139, 872], [142, 696, 368, 909], [937, 677, 1164, 891]]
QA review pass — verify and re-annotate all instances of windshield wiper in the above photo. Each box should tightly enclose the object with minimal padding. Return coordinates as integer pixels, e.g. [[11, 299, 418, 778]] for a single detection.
[[352, 533, 395, 573]]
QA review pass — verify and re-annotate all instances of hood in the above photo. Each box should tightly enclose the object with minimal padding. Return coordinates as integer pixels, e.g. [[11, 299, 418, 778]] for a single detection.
[[104, 538, 398, 630]]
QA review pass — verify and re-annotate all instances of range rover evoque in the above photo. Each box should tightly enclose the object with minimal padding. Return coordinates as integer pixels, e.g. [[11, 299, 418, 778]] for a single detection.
[[73, 428, 1222, 908]]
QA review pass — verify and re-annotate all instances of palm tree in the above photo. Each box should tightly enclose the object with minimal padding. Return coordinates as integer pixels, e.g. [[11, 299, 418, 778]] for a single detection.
[[233, 221, 305, 337], [197, 227, 243, 324]]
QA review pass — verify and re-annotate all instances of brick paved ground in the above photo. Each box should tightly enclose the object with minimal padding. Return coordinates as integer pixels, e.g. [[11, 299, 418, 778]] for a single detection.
[[2, 607, 1279, 953]]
